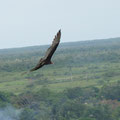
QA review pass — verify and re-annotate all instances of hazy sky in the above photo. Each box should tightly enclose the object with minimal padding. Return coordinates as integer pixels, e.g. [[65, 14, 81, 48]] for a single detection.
[[0, 0, 120, 49]]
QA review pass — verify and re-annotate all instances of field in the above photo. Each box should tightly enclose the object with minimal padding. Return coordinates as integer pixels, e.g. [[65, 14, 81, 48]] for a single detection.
[[1, 38, 120, 94], [1, 38, 120, 120]]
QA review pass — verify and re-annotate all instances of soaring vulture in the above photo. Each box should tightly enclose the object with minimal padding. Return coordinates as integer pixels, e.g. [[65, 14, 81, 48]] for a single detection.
[[30, 30, 61, 72]]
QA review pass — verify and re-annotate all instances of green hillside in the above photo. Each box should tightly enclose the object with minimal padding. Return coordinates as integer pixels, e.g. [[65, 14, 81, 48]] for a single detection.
[[0, 38, 120, 94], [1, 38, 120, 120]]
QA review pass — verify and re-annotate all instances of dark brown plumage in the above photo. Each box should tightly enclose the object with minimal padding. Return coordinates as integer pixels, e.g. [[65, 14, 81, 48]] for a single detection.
[[30, 30, 61, 72]]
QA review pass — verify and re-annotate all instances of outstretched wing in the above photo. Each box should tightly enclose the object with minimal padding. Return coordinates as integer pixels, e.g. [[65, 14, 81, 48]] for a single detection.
[[43, 30, 61, 61], [30, 59, 44, 72]]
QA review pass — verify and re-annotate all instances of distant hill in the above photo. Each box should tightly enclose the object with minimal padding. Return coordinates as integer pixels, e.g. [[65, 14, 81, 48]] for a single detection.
[[1, 37, 120, 120], [0, 37, 120, 55], [0, 37, 120, 94]]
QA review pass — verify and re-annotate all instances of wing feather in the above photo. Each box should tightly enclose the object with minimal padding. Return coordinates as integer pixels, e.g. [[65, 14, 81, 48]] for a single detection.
[[30, 62, 43, 71], [44, 30, 61, 60]]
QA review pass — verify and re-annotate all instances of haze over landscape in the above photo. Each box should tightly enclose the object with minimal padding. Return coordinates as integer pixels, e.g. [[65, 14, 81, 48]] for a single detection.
[[0, 0, 120, 49], [1, 1, 120, 120]]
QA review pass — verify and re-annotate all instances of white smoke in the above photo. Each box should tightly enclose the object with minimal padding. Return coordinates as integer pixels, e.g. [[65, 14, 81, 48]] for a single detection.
[[0, 105, 22, 120]]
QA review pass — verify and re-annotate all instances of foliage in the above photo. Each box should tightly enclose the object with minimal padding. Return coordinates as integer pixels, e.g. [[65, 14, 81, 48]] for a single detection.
[[0, 38, 120, 119]]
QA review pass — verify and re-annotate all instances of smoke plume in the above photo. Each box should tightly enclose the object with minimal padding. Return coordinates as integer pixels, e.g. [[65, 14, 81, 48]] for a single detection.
[[0, 105, 22, 120]]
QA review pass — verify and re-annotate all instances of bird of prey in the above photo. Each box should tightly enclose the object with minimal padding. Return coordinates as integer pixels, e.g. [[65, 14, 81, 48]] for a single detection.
[[30, 30, 61, 72]]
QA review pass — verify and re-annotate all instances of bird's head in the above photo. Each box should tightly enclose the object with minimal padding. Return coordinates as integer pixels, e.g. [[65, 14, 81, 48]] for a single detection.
[[50, 61, 54, 64]]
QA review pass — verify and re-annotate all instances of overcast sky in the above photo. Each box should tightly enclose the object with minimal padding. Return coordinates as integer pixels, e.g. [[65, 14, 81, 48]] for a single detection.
[[0, 0, 120, 49]]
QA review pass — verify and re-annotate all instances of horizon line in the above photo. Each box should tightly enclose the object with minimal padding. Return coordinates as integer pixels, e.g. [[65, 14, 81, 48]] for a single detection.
[[0, 36, 120, 50]]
